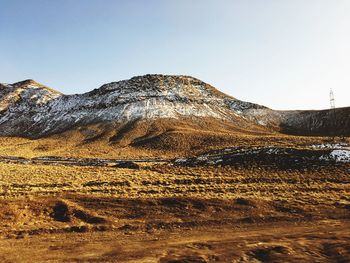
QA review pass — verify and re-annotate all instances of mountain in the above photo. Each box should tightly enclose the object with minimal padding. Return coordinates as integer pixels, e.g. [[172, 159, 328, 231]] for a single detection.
[[0, 75, 270, 137], [0, 75, 349, 150]]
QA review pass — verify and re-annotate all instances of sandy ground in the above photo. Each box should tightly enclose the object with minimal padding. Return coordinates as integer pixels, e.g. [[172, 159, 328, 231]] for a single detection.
[[1, 220, 349, 263]]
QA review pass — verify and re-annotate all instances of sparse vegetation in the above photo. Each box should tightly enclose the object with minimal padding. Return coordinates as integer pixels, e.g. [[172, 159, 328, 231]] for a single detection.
[[0, 152, 349, 262]]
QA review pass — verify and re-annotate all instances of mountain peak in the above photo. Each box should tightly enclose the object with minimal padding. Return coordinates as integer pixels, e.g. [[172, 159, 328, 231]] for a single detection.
[[0, 79, 62, 115], [128, 74, 202, 83], [9, 79, 62, 95], [94, 74, 232, 101], [12, 79, 42, 88], [101, 74, 205, 89]]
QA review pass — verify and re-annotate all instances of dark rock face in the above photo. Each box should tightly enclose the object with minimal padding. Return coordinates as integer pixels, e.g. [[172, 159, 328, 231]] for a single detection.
[[0, 74, 349, 138], [237, 102, 350, 136], [279, 108, 350, 136]]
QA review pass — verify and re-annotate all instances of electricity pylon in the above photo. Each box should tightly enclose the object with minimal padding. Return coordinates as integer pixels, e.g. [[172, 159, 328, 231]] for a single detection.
[[330, 89, 335, 109], [329, 89, 336, 141]]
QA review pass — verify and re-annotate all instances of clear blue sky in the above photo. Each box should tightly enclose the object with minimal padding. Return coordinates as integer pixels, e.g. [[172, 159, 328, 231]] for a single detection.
[[1, 0, 349, 110]]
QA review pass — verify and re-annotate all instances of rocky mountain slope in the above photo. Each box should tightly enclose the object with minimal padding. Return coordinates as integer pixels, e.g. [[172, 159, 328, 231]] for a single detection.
[[0, 75, 349, 144], [242, 107, 350, 137], [0, 75, 269, 138]]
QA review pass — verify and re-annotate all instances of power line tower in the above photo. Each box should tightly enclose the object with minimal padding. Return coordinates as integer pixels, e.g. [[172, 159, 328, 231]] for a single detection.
[[330, 89, 335, 109], [329, 89, 336, 141]]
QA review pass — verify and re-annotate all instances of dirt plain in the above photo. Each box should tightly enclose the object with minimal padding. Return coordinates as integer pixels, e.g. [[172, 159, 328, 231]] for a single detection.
[[0, 135, 349, 262]]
